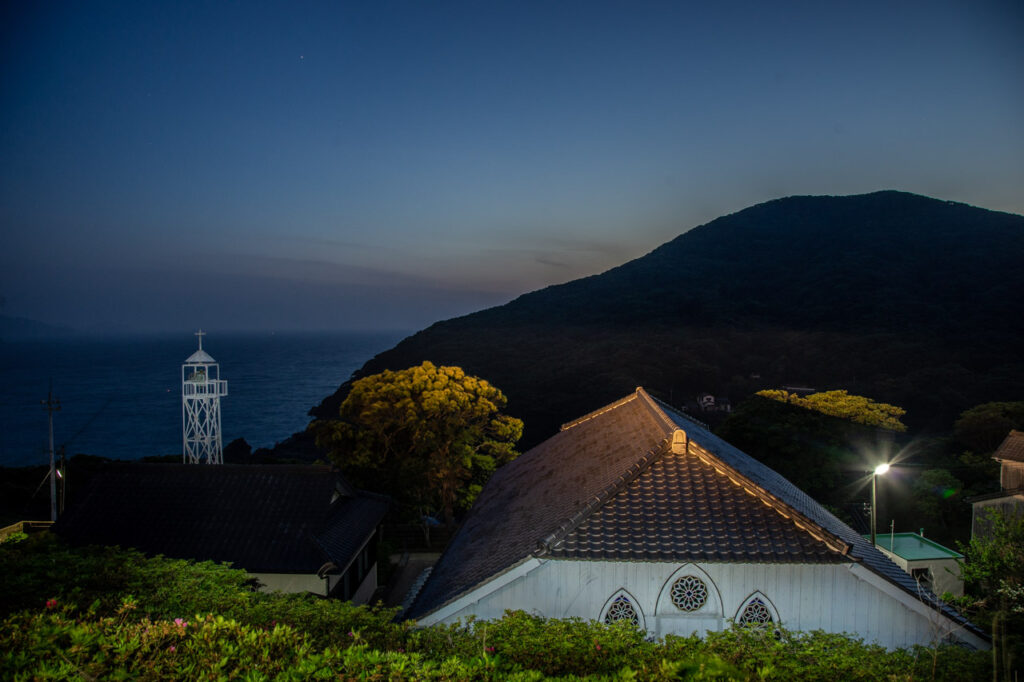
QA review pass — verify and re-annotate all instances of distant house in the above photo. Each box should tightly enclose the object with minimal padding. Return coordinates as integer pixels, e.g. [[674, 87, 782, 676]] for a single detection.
[[406, 388, 986, 650], [970, 430, 1024, 538], [867, 532, 963, 597], [696, 394, 731, 413], [54, 464, 389, 602]]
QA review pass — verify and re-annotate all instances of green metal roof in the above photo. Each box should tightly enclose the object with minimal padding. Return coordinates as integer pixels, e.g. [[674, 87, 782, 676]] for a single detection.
[[865, 532, 963, 561]]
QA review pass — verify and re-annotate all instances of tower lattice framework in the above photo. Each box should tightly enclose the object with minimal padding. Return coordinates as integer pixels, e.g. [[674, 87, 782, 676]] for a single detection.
[[181, 330, 228, 464]]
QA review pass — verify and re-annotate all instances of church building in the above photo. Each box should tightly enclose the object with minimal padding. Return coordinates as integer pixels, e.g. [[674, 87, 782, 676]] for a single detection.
[[406, 388, 986, 650]]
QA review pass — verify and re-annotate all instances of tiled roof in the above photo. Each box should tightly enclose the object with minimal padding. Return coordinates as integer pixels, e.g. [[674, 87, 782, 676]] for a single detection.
[[407, 389, 983, 639], [993, 430, 1024, 463], [549, 447, 844, 563], [54, 464, 389, 574], [408, 392, 668, 619]]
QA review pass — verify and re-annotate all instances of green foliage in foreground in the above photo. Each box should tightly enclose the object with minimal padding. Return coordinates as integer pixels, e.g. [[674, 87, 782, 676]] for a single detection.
[[1, 535, 990, 680], [0, 534, 408, 652]]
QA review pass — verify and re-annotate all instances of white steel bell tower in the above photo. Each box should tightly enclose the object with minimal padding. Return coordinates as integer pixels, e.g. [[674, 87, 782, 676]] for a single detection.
[[181, 330, 228, 464]]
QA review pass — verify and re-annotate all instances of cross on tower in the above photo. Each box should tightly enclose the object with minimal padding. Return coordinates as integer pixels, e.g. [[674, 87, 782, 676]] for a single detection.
[[195, 329, 206, 350]]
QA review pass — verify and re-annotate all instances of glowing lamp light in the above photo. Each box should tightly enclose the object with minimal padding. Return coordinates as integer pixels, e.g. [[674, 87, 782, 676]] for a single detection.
[[870, 462, 891, 546]]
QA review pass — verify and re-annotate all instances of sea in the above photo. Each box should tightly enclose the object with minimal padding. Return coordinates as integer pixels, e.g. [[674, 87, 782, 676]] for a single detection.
[[0, 331, 408, 468]]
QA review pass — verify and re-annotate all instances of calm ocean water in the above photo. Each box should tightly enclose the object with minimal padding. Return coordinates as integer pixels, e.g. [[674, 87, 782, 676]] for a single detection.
[[0, 331, 407, 467]]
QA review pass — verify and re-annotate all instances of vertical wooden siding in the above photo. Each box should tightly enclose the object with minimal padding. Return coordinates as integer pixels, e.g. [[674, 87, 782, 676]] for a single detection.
[[439, 559, 942, 649]]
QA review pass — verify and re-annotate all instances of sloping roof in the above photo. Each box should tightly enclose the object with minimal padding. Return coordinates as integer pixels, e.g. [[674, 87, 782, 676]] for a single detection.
[[407, 392, 667, 618], [407, 388, 981, 638], [185, 349, 217, 364], [993, 430, 1024, 463], [54, 464, 389, 574], [549, 446, 845, 563]]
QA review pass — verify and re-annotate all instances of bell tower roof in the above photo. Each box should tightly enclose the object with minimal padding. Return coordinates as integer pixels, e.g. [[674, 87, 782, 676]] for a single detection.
[[185, 349, 216, 364]]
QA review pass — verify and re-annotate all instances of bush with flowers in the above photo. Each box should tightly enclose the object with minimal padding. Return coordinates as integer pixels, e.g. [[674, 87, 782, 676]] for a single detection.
[[0, 534, 991, 680]]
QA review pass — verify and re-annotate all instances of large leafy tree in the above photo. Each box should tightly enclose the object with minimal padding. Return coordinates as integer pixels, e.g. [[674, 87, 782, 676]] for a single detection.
[[953, 401, 1024, 455], [313, 362, 523, 524], [756, 389, 907, 431], [715, 395, 864, 504]]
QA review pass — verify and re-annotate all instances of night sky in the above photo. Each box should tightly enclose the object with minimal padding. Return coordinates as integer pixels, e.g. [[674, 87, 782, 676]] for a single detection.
[[2, 1, 1022, 334]]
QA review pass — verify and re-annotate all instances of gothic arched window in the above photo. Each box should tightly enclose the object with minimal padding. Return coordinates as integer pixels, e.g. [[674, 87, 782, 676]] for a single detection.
[[603, 593, 642, 627], [738, 597, 773, 625]]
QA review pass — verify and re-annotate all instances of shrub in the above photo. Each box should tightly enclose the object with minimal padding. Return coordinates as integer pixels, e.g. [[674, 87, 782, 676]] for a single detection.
[[0, 537, 993, 680]]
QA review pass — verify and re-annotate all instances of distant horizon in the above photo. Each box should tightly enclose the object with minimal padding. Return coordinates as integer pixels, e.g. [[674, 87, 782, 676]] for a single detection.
[[0, 317, 417, 339], [5, 187, 1024, 335]]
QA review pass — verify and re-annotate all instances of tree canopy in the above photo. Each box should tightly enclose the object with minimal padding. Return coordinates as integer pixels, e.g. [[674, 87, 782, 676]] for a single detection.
[[953, 401, 1024, 454], [958, 508, 1024, 678], [312, 362, 522, 524], [756, 389, 907, 432]]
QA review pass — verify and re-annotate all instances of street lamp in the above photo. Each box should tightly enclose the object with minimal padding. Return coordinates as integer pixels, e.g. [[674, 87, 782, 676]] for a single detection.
[[870, 463, 890, 547]]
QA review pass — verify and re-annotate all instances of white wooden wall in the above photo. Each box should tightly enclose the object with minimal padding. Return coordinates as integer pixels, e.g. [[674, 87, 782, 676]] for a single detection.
[[431, 559, 979, 650]]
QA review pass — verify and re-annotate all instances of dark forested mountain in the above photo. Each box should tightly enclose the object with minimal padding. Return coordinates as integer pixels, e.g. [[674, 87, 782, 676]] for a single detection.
[[312, 191, 1024, 448]]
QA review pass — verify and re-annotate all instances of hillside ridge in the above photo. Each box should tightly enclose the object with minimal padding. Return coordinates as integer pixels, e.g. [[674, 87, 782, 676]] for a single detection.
[[308, 190, 1024, 448]]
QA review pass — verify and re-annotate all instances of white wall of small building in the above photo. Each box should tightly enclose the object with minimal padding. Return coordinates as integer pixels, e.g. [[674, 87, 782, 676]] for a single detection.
[[421, 559, 984, 650], [249, 566, 377, 605], [872, 548, 963, 597], [251, 572, 327, 596], [972, 494, 1024, 538]]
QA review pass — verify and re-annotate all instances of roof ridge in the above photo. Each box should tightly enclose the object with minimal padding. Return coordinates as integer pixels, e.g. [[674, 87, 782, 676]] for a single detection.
[[536, 439, 670, 556], [560, 392, 639, 431], [634, 387, 682, 436]]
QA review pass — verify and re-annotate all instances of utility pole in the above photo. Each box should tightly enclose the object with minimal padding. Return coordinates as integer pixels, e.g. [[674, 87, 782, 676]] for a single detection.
[[42, 387, 61, 522], [59, 446, 67, 514]]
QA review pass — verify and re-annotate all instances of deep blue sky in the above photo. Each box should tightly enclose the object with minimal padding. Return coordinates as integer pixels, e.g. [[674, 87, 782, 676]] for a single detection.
[[2, 0, 1022, 333]]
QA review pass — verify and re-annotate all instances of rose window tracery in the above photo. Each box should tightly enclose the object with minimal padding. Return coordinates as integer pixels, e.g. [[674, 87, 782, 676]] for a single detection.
[[670, 575, 708, 611]]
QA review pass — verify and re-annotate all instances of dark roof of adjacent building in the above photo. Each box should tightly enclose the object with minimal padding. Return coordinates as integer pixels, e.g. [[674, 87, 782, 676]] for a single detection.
[[54, 464, 389, 574], [993, 430, 1024, 463], [407, 388, 982, 638], [967, 487, 1024, 504]]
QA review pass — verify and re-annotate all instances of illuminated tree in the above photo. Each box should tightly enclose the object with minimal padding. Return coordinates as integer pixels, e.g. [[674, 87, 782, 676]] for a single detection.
[[756, 389, 907, 431], [313, 362, 522, 525]]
